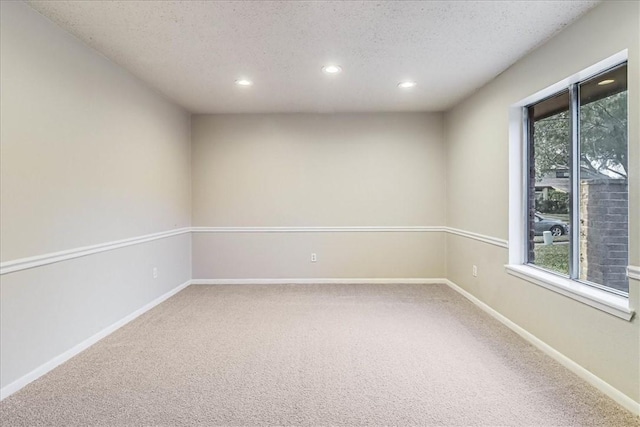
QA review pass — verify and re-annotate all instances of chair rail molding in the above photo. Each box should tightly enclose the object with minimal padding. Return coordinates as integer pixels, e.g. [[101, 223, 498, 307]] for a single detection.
[[0, 228, 191, 275], [191, 225, 445, 233], [1, 226, 509, 275]]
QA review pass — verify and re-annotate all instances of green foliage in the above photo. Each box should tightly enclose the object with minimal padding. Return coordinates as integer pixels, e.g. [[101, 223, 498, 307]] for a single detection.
[[533, 91, 627, 179], [580, 92, 627, 178], [534, 244, 569, 275], [533, 111, 570, 180], [536, 189, 569, 214]]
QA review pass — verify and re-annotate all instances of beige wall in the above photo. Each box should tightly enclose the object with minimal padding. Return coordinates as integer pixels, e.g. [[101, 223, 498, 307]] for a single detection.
[[191, 113, 446, 279], [0, 2, 191, 389], [0, 3, 191, 261], [2, 0, 638, 411], [0, 234, 191, 388], [193, 232, 445, 279], [445, 0, 639, 402]]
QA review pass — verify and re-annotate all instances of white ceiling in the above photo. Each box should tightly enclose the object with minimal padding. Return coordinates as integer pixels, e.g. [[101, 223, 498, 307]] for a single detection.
[[27, 1, 599, 114]]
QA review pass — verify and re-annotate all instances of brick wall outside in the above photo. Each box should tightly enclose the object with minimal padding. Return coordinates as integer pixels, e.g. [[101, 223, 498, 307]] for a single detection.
[[579, 179, 629, 292], [528, 115, 537, 264]]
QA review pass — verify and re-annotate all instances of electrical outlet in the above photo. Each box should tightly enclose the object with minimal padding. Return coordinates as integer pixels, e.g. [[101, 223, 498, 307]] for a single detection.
[[153, 267, 158, 279], [311, 253, 317, 263], [472, 265, 478, 277]]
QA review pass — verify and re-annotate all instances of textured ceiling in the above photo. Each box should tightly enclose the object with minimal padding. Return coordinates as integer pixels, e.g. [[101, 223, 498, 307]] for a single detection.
[[27, 1, 600, 114]]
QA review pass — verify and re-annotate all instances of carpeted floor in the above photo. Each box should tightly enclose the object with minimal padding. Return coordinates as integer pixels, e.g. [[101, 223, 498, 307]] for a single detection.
[[1, 283, 638, 426]]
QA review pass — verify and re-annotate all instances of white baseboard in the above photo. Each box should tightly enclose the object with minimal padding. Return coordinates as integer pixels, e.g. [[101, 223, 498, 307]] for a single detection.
[[443, 279, 640, 416], [191, 278, 447, 285], [4, 277, 638, 416], [0, 279, 191, 401]]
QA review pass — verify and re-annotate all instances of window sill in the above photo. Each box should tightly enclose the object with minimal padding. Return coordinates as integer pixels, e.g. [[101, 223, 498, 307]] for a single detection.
[[505, 264, 634, 321]]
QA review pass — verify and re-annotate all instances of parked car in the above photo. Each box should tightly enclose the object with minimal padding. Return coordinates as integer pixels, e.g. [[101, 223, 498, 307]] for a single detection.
[[534, 214, 569, 236]]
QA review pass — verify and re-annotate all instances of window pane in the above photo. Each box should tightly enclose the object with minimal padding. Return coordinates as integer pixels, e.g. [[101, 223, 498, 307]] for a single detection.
[[527, 91, 571, 275], [578, 65, 628, 293]]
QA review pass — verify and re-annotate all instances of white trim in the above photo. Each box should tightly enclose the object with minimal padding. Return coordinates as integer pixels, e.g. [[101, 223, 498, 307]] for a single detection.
[[0, 228, 191, 275], [508, 50, 629, 265], [3, 277, 637, 415], [0, 279, 191, 401], [442, 227, 508, 249], [627, 265, 640, 281], [507, 50, 632, 309], [515, 50, 628, 107], [1, 226, 510, 275], [191, 278, 446, 285], [508, 105, 527, 265], [191, 226, 445, 233], [443, 278, 640, 416], [505, 264, 633, 321], [192, 225, 507, 248]]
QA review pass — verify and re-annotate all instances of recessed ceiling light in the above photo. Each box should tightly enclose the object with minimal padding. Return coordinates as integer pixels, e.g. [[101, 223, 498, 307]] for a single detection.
[[235, 79, 253, 86], [398, 81, 417, 89], [322, 65, 342, 74], [597, 79, 615, 86]]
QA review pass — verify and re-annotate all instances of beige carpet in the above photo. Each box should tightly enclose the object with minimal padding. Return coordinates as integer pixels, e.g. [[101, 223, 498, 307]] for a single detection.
[[1, 283, 638, 426]]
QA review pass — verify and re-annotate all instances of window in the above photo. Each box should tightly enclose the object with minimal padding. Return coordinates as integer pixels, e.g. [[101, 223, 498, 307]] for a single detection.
[[525, 63, 629, 295], [507, 52, 632, 320]]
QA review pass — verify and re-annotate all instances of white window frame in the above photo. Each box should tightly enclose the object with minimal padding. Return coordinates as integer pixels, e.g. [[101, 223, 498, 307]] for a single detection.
[[506, 50, 633, 321]]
